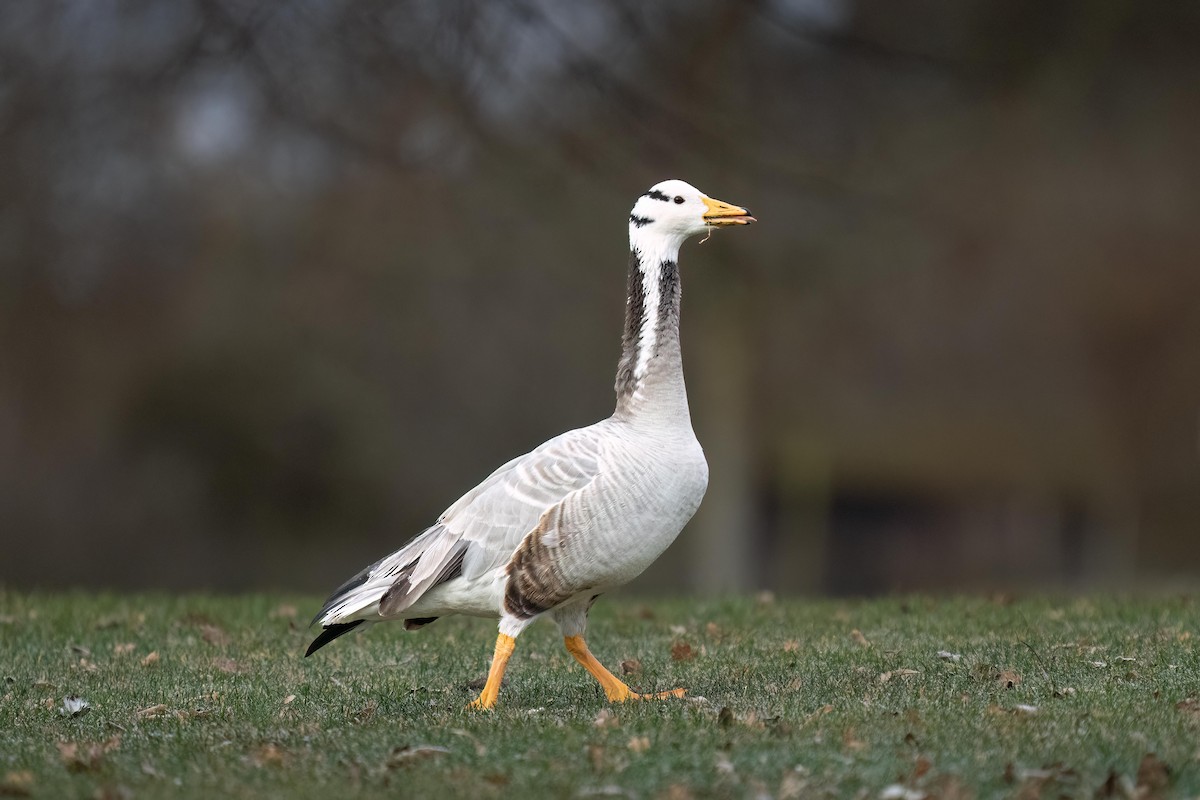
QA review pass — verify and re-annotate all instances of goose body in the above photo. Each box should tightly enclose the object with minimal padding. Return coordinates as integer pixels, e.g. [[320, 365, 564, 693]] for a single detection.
[[307, 180, 754, 708]]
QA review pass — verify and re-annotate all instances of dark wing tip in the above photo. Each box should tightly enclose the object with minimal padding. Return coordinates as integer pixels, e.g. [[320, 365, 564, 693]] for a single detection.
[[304, 620, 364, 657]]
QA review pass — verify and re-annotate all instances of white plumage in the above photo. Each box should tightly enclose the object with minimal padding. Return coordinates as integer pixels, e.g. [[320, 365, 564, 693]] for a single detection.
[[307, 179, 754, 708]]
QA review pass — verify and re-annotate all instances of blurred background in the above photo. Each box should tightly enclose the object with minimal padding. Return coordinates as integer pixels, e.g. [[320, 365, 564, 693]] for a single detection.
[[2, 0, 1198, 596]]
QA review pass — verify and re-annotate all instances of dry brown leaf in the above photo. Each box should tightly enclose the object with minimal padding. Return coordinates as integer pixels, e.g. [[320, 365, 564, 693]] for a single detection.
[[198, 624, 230, 647], [924, 775, 972, 800], [841, 728, 866, 752], [777, 769, 808, 800], [850, 629, 870, 647], [593, 708, 619, 729], [57, 736, 120, 772], [913, 755, 933, 779], [782, 640, 800, 653], [704, 622, 722, 638], [879, 669, 920, 684], [1136, 753, 1171, 798], [660, 783, 695, 800], [269, 604, 298, 620], [0, 771, 33, 797], [1176, 697, 1200, 719], [627, 736, 650, 754], [248, 743, 287, 768], [137, 704, 169, 719], [140, 651, 159, 668], [620, 659, 642, 675], [112, 643, 135, 656], [385, 745, 450, 769], [1095, 770, 1134, 798], [282, 694, 296, 705], [671, 642, 695, 662], [996, 669, 1022, 689], [213, 657, 240, 674], [586, 744, 606, 771]]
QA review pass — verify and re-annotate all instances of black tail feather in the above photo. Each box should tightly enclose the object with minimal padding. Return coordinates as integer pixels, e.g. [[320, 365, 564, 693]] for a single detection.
[[305, 620, 364, 657]]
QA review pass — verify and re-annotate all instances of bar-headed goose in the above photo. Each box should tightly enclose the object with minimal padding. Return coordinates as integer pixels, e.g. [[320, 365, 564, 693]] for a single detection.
[[307, 180, 755, 709]]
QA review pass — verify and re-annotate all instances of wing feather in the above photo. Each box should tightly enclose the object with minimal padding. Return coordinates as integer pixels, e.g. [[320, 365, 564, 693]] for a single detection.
[[443, 426, 605, 580], [314, 423, 609, 625]]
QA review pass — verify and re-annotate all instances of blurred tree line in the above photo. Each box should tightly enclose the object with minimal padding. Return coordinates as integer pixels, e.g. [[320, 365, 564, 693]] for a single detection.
[[1, 0, 1198, 593]]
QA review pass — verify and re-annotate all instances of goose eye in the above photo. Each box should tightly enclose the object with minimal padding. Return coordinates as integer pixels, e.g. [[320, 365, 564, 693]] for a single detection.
[[673, 196, 684, 204]]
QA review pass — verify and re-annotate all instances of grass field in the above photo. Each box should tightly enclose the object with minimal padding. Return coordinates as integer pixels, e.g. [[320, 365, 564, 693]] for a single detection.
[[1, 591, 1197, 799]]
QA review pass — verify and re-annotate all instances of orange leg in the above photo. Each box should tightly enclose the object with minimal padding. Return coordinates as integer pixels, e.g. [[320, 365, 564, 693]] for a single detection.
[[468, 633, 516, 710], [564, 635, 686, 702]]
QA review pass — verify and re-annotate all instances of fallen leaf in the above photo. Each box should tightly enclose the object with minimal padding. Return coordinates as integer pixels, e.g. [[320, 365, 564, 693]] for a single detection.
[[248, 743, 287, 768], [1088, 660, 1108, 668], [353, 701, 378, 723], [198, 624, 230, 647], [778, 769, 807, 800], [850, 629, 870, 647], [269, 604, 298, 620], [385, 745, 450, 768], [593, 708, 619, 729], [0, 771, 33, 797], [704, 622, 722, 638], [620, 659, 642, 675], [627, 736, 650, 754], [112, 643, 135, 656], [936, 650, 962, 662], [57, 737, 120, 772], [59, 696, 91, 718], [282, 695, 296, 705], [913, 755, 933, 778], [782, 640, 800, 653], [670, 642, 695, 662], [1095, 770, 1135, 798], [996, 669, 1022, 689], [662, 784, 695, 800], [879, 669, 920, 684], [1175, 698, 1200, 719], [140, 652, 160, 667], [137, 704, 170, 719], [1136, 753, 1170, 797]]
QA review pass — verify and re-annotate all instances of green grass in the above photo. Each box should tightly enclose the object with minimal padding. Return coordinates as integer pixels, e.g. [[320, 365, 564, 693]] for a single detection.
[[1, 591, 1198, 799]]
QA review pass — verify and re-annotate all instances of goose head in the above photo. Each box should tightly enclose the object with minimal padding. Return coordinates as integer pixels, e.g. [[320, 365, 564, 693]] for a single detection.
[[629, 179, 755, 247]]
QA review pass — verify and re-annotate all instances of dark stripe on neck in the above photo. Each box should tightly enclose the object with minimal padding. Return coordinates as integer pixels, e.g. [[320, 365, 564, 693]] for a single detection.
[[614, 251, 682, 404], [657, 259, 680, 332], [644, 189, 670, 202], [629, 214, 651, 227], [614, 250, 645, 400]]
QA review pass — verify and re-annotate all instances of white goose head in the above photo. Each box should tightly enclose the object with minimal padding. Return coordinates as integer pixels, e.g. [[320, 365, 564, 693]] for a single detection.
[[629, 179, 755, 249]]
